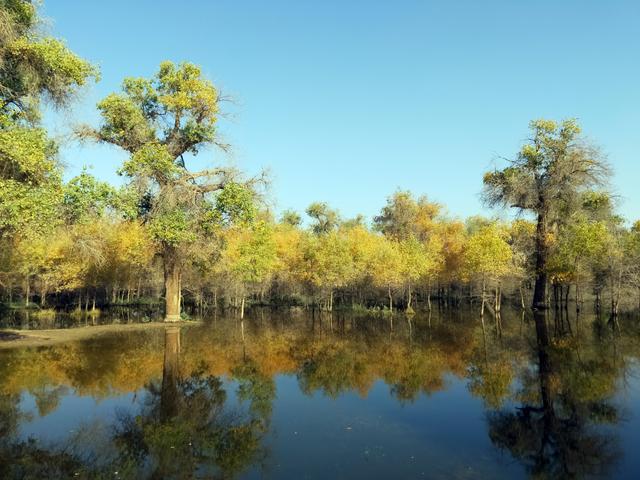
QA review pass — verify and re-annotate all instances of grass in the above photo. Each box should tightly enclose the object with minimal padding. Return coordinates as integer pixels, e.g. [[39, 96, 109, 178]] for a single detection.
[[32, 308, 56, 319]]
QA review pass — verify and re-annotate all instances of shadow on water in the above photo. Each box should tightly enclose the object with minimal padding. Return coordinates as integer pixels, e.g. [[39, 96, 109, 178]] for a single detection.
[[0, 307, 639, 478]]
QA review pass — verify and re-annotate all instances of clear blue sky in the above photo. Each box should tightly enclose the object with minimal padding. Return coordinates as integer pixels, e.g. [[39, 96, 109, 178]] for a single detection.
[[42, 0, 639, 222]]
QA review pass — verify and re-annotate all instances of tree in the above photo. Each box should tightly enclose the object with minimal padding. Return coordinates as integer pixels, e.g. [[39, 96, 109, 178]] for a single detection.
[[374, 190, 440, 241], [463, 222, 512, 316], [368, 236, 403, 313], [223, 221, 277, 318], [62, 168, 115, 223], [280, 209, 302, 227], [295, 230, 352, 310], [483, 119, 610, 310], [399, 237, 428, 312], [83, 61, 257, 321], [306, 202, 339, 235], [0, 0, 97, 239]]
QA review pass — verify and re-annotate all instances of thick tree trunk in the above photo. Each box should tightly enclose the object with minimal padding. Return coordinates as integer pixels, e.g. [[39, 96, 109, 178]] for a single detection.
[[532, 209, 549, 310], [164, 248, 181, 322]]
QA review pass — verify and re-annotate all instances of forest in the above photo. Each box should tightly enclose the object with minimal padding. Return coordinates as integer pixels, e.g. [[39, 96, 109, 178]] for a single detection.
[[1, 0, 639, 322]]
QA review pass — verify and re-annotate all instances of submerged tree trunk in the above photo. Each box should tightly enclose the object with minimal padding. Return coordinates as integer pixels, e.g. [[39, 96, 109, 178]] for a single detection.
[[532, 208, 549, 310], [164, 247, 181, 322]]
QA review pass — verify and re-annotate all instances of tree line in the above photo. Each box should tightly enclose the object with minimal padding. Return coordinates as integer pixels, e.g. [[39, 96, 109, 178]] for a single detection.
[[1, 1, 639, 320]]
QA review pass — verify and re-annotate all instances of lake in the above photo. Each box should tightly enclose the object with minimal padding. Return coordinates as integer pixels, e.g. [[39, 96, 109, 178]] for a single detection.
[[1, 307, 639, 479]]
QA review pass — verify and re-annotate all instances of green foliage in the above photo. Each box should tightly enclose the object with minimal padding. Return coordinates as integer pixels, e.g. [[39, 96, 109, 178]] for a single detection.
[[483, 118, 609, 218], [374, 190, 441, 241], [0, 121, 57, 182], [148, 210, 196, 247], [92, 60, 218, 159], [280, 209, 302, 227], [215, 182, 256, 226], [0, 0, 96, 240], [306, 201, 339, 235], [463, 222, 512, 281], [0, 179, 62, 237], [62, 169, 115, 223]]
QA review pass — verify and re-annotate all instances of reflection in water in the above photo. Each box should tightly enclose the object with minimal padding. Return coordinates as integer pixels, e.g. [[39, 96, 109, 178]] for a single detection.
[[111, 326, 268, 479], [487, 311, 621, 478], [0, 325, 268, 479], [0, 308, 639, 478]]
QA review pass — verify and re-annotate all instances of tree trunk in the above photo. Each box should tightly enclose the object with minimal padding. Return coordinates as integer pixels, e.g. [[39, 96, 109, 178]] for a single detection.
[[25, 277, 30, 307], [40, 284, 47, 307], [164, 248, 181, 322], [388, 285, 393, 313], [532, 209, 549, 310], [481, 277, 486, 317], [240, 295, 245, 319]]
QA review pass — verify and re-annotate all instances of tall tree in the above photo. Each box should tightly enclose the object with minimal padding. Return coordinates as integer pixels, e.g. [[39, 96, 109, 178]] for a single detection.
[[483, 119, 610, 310], [0, 0, 97, 239], [83, 61, 258, 321]]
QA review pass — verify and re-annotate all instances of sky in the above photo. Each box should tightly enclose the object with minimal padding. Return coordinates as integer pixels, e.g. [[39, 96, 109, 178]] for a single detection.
[[41, 0, 640, 223]]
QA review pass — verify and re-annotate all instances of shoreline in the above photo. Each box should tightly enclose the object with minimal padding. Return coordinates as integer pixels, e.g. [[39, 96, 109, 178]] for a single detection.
[[0, 320, 200, 350]]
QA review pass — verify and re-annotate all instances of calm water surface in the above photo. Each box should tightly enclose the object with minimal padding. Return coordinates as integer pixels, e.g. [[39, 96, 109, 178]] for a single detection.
[[1, 308, 640, 479]]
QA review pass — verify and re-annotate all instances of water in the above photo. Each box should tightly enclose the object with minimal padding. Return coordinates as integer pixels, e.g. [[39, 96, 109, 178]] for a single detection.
[[1, 308, 639, 479]]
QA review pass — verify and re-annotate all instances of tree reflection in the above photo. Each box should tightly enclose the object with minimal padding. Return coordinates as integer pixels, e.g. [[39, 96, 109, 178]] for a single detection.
[[486, 311, 621, 478], [112, 326, 268, 479], [0, 327, 270, 479]]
